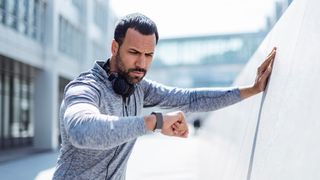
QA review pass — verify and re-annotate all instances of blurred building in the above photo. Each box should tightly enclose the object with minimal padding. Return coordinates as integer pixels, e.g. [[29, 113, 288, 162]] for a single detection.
[[0, 0, 115, 154], [148, 32, 266, 88], [147, 0, 294, 88], [265, 0, 294, 31]]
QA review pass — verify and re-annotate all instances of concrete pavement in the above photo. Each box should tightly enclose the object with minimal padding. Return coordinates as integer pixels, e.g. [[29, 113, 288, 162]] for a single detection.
[[0, 129, 205, 180], [127, 134, 201, 180], [0, 150, 58, 180]]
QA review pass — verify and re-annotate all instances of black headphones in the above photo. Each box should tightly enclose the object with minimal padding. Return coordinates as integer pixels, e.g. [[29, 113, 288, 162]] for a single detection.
[[103, 60, 135, 98]]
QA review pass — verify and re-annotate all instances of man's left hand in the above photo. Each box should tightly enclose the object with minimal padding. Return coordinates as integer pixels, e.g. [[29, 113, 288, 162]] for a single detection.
[[240, 47, 277, 99]]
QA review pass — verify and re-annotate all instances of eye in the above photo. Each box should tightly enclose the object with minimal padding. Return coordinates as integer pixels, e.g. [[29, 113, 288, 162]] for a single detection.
[[146, 53, 153, 57], [129, 51, 138, 55]]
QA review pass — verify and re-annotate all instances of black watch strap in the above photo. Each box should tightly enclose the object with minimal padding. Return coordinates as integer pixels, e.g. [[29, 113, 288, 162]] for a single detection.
[[151, 112, 163, 130]]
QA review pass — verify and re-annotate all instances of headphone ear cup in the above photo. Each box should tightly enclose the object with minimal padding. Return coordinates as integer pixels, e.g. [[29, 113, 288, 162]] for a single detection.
[[112, 75, 135, 97]]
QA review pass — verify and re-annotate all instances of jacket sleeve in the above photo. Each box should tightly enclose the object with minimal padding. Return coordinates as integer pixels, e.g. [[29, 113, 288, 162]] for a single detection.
[[62, 82, 147, 150], [141, 79, 242, 112]]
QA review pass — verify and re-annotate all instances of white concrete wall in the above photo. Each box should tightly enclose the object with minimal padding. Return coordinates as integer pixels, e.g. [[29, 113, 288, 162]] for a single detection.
[[200, 0, 320, 179]]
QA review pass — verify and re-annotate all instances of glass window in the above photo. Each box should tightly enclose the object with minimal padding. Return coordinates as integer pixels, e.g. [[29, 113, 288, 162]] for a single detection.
[[3, 72, 10, 143], [0, 59, 36, 150], [28, 0, 35, 38], [0, 70, 2, 141], [0, 0, 4, 9], [58, 16, 84, 61], [0, 0, 5, 24], [72, 0, 84, 13], [12, 71, 20, 138], [39, 1, 46, 42], [30, 0, 38, 39], [94, 1, 107, 32], [18, 0, 29, 34], [6, 0, 17, 29]]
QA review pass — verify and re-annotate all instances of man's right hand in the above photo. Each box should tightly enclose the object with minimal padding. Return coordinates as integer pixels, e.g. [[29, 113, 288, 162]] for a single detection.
[[144, 111, 189, 138], [162, 111, 189, 138]]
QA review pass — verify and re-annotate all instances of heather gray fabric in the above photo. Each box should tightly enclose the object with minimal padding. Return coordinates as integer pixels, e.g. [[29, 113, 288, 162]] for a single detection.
[[53, 61, 242, 180]]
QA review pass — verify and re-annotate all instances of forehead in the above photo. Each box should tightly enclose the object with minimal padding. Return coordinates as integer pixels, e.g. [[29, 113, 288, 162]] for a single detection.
[[121, 28, 156, 52]]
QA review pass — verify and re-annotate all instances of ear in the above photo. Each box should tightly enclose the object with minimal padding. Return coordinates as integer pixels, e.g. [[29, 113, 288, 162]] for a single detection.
[[111, 40, 119, 56]]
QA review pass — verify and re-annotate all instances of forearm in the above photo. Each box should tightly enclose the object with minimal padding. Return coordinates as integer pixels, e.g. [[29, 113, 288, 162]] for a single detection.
[[64, 104, 147, 150], [239, 85, 261, 99], [182, 87, 242, 112]]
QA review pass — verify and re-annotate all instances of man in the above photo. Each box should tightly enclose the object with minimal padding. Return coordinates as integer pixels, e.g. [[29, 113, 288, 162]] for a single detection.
[[53, 13, 276, 179]]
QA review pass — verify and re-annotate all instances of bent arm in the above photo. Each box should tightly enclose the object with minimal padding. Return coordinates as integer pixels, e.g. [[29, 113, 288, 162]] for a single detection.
[[62, 83, 146, 150], [64, 103, 146, 150]]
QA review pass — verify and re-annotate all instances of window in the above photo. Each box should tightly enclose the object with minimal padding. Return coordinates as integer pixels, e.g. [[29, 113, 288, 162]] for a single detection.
[[6, 0, 17, 29], [72, 0, 84, 13], [58, 16, 84, 61], [94, 0, 107, 32], [18, 0, 28, 34], [0, 58, 36, 150], [0, 0, 45, 42], [0, 0, 5, 24]]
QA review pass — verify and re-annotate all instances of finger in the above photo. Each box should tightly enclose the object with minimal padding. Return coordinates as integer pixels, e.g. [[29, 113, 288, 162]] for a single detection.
[[171, 126, 177, 135], [176, 130, 188, 138], [258, 49, 276, 76], [174, 130, 178, 135], [174, 124, 185, 132], [264, 48, 277, 65], [179, 130, 189, 138], [260, 66, 272, 83], [265, 48, 277, 62], [260, 53, 275, 71], [267, 47, 277, 57], [172, 123, 178, 130], [178, 111, 186, 121]]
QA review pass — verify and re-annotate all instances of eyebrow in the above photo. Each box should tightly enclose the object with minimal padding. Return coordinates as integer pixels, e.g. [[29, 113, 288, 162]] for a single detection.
[[128, 48, 154, 55]]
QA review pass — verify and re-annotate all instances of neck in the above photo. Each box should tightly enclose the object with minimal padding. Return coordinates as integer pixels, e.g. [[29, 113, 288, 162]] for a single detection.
[[109, 56, 118, 73]]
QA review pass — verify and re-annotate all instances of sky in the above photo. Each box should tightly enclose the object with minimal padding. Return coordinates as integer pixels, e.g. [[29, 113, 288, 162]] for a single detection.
[[110, 0, 279, 38]]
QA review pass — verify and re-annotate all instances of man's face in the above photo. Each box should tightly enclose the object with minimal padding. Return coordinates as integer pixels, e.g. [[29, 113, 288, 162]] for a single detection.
[[114, 28, 156, 84]]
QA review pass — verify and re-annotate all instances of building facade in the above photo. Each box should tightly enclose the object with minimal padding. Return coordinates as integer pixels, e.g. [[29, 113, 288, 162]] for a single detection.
[[148, 32, 266, 88], [0, 0, 115, 152], [147, 0, 294, 88]]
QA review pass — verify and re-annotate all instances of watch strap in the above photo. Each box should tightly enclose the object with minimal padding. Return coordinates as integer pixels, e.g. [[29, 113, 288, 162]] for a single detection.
[[151, 112, 163, 130]]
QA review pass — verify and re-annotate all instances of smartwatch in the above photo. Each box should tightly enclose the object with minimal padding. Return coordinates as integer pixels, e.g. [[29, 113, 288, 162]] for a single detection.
[[151, 112, 163, 132]]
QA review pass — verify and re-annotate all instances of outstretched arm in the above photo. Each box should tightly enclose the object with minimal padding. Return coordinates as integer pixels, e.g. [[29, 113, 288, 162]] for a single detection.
[[240, 47, 277, 99]]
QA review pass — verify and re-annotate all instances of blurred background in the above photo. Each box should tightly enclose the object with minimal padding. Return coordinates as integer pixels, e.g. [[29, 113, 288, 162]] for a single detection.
[[0, 0, 292, 179]]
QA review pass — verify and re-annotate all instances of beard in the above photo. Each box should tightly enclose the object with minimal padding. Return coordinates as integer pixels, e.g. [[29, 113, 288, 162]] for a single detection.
[[115, 53, 147, 84]]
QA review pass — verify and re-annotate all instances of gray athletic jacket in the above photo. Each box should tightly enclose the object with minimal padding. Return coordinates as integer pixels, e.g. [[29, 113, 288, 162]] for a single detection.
[[52, 61, 242, 180]]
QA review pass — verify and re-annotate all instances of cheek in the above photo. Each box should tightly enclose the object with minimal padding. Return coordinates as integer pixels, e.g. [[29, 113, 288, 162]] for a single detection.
[[119, 53, 133, 67], [146, 59, 153, 68]]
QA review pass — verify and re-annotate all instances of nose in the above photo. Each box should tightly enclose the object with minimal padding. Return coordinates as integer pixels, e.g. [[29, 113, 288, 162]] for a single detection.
[[136, 54, 146, 68]]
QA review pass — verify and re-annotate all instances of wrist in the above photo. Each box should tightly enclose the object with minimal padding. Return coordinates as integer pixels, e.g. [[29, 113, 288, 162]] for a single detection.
[[144, 115, 156, 131], [151, 112, 163, 132], [240, 85, 260, 99], [252, 84, 262, 94]]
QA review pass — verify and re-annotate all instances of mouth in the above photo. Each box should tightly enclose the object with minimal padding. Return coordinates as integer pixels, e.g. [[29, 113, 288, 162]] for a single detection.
[[130, 71, 145, 77]]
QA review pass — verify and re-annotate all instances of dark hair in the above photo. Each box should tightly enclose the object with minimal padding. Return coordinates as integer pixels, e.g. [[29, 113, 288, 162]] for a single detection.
[[114, 13, 159, 46]]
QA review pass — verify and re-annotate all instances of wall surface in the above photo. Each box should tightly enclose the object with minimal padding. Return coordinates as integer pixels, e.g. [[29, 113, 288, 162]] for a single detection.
[[200, 0, 320, 179]]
